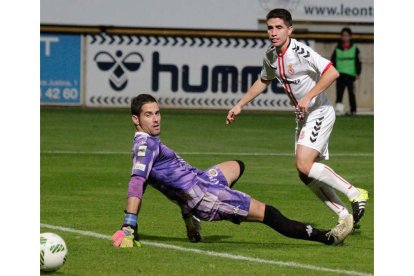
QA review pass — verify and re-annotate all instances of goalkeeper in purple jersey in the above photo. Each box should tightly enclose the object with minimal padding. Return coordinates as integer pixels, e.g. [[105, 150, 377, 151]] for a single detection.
[[112, 94, 353, 248]]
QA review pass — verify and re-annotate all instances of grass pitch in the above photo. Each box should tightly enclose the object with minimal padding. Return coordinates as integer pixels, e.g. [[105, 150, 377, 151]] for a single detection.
[[40, 107, 373, 275]]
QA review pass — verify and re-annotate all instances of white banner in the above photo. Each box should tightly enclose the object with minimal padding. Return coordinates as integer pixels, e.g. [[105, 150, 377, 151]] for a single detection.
[[259, 0, 374, 23], [85, 34, 295, 111]]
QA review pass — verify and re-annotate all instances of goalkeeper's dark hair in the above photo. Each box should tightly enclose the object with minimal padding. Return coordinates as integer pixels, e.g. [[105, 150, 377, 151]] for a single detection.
[[266, 8, 292, 26], [131, 94, 158, 116]]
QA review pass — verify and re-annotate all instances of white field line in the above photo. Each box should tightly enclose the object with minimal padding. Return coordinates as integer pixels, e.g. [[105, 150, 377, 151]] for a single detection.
[[41, 223, 372, 276], [41, 150, 373, 157]]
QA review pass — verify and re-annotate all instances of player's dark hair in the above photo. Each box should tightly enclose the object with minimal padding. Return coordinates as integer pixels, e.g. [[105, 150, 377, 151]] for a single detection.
[[340, 27, 352, 36], [131, 94, 158, 116], [266, 8, 292, 26]]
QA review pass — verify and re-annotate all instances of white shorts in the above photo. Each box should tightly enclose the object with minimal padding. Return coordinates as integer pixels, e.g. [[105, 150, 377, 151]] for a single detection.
[[295, 105, 335, 160]]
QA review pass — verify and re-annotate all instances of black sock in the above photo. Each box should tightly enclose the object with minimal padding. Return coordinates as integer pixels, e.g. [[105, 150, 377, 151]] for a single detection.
[[262, 205, 334, 245], [230, 160, 245, 188]]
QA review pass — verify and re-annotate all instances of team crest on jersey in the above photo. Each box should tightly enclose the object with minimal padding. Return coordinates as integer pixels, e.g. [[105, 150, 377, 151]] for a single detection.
[[288, 64, 295, 75], [208, 169, 218, 177]]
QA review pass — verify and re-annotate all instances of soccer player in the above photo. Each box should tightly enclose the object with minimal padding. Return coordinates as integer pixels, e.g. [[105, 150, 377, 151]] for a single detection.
[[226, 9, 369, 227], [112, 94, 353, 248]]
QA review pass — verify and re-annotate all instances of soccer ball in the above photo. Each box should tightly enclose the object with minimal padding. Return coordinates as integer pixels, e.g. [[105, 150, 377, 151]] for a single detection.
[[335, 103, 346, 116], [40, 232, 68, 272]]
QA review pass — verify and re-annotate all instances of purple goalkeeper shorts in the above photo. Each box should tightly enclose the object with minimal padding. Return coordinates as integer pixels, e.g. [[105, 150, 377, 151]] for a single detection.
[[186, 166, 251, 224]]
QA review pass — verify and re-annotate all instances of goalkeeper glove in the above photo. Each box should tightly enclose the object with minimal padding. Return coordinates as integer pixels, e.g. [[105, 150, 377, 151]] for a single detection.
[[112, 226, 141, 248], [112, 211, 142, 248]]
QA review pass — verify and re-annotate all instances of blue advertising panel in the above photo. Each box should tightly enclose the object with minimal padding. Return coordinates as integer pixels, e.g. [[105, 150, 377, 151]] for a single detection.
[[40, 34, 82, 105]]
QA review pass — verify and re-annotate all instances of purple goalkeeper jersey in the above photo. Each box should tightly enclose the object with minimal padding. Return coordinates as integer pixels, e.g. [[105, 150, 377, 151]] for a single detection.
[[131, 132, 212, 207]]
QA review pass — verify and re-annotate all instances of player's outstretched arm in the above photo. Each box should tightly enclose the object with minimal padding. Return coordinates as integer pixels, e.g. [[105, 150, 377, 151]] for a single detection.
[[226, 79, 270, 124], [112, 176, 146, 248], [112, 197, 143, 248]]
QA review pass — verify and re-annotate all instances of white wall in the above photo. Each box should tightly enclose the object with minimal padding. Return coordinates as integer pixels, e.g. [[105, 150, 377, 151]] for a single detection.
[[41, 0, 374, 30]]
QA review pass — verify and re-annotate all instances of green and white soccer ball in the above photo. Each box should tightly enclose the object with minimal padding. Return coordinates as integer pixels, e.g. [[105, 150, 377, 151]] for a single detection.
[[40, 232, 68, 272]]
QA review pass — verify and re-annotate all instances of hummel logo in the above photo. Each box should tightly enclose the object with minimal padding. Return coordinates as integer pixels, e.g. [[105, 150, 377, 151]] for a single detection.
[[292, 45, 310, 58], [94, 50, 144, 91], [310, 117, 324, 143]]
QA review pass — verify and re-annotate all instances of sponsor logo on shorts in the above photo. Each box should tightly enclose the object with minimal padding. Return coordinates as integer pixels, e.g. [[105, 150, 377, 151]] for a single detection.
[[299, 130, 305, 140], [133, 163, 146, 171], [137, 145, 147, 156]]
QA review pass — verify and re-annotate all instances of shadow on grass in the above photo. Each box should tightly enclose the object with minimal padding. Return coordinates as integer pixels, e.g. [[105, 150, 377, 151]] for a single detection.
[[140, 233, 323, 249], [140, 233, 233, 243], [41, 271, 64, 275]]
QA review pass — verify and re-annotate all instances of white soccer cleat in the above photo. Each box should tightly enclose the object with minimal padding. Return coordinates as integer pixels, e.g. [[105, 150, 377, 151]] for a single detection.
[[327, 214, 354, 245]]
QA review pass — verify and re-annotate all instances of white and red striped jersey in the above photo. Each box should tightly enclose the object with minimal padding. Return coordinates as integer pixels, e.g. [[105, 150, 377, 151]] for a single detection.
[[260, 38, 333, 112]]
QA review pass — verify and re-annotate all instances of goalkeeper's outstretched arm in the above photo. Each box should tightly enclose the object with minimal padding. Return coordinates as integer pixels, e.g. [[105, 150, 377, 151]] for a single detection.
[[112, 175, 146, 248]]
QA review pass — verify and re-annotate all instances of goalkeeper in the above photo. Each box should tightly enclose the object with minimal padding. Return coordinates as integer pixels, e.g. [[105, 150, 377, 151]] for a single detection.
[[112, 94, 353, 248]]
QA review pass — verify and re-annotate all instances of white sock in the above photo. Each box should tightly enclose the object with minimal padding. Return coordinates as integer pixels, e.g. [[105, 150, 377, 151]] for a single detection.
[[308, 162, 359, 200], [308, 180, 349, 220]]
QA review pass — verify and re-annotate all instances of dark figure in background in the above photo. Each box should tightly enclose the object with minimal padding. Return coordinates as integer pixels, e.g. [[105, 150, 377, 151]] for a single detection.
[[331, 27, 362, 115]]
